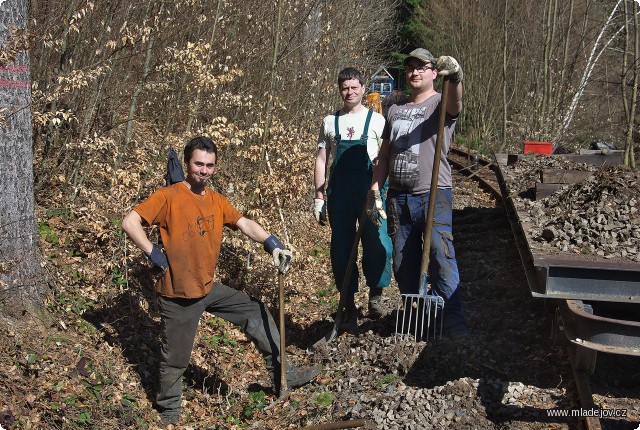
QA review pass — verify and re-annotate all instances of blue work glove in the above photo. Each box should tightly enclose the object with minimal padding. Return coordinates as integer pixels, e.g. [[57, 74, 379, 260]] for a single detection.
[[366, 190, 387, 227], [146, 244, 168, 272], [263, 235, 292, 274], [436, 56, 463, 84]]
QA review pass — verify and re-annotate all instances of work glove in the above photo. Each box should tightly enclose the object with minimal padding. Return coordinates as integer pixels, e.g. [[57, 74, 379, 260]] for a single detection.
[[436, 56, 463, 84], [263, 235, 293, 274], [365, 190, 387, 227], [146, 244, 168, 272], [313, 198, 327, 225]]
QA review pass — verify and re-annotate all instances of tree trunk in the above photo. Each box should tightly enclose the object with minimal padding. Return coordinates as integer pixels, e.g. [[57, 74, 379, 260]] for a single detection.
[[0, 0, 46, 312], [558, 0, 624, 137], [122, 0, 164, 161], [252, 0, 284, 207], [552, 0, 573, 124], [44, 0, 78, 159], [623, 0, 638, 168], [501, 0, 508, 151], [186, 0, 223, 134]]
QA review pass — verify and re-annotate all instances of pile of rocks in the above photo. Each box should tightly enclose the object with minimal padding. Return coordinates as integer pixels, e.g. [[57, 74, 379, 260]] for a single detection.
[[502, 157, 640, 261], [309, 329, 573, 430], [501, 156, 595, 198]]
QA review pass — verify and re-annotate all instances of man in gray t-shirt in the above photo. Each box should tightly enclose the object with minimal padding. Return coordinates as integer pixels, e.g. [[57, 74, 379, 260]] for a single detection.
[[368, 48, 470, 338], [383, 94, 456, 192]]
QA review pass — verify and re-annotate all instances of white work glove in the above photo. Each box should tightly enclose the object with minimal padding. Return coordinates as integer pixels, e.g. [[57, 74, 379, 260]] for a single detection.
[[272, 248, 293, 274], [365, 190, 387, 227], [263, 235, 292, 274], [313, 198, 327, 225], [436, 56, 463, 84]]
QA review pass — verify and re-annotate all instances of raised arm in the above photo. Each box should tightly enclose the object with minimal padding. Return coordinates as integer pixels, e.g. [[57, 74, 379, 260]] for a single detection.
[[446, 80, 463, 118], [435, 55, 464, 117]]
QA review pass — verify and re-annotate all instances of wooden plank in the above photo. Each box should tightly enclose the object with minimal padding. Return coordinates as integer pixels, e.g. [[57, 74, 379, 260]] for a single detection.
[[578, 149, 623, 155], [494, 153, 508, 166], [536, 183, 565, 200], [540, 169, 593, 184], [555, 153, 624, 166], [512, 153, 624, 166]]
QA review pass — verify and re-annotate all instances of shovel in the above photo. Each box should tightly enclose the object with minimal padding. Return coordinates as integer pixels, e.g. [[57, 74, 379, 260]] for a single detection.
[[265, 271, 290, 409], [309, 208, 368, 351], [395, 77, 451, 342], [277, 271, 288, 397]]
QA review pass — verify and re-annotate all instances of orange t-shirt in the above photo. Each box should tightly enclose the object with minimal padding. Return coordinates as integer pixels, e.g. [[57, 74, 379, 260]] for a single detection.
[[134, 182, 243, 298]]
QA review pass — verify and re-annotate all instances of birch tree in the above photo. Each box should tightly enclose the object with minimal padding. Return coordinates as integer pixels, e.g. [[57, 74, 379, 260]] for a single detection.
[[557, 0, 625, 138], [622, 0, 638, 167]]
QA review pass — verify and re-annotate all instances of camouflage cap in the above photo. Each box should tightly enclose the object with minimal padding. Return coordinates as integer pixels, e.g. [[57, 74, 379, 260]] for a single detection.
[[404, 48, 435, 65]]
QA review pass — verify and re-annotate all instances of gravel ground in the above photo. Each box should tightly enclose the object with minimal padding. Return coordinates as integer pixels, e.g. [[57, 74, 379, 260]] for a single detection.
[[251, 167, 640, 430], [5, 158, 636, 429]]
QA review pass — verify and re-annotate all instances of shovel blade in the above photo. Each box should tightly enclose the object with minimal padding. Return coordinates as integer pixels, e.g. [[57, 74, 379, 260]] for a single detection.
[[308, 306, 347, 352], [308, 323, 339, 352]]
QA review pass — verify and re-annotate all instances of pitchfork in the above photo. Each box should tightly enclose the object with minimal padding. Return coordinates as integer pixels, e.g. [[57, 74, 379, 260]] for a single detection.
[[395, 77, 451, 342]]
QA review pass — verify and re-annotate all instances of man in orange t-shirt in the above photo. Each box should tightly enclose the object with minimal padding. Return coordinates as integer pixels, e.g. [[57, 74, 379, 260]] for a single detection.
[[122, 136, 320, 425]]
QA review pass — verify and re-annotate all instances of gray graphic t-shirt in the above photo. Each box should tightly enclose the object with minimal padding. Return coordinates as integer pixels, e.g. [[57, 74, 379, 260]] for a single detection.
[[382, 93, 457, 193]]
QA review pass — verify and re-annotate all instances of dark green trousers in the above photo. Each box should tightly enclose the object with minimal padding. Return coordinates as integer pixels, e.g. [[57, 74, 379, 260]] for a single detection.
[[155, 282, 280, 415]]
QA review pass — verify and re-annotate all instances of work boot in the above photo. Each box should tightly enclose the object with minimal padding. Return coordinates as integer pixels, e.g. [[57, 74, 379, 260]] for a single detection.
[[286, 365, 321, 388], [341, 304, 359, 333], [368, 288, 384, 319], [159, 410, 180, 426], [271, 365, 321, 393]]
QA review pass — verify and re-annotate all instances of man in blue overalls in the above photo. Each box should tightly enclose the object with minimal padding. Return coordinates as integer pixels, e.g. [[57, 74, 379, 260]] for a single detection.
[[313, 67, 393, 330]]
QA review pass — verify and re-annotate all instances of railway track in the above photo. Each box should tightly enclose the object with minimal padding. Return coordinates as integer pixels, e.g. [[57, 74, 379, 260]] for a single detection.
[[449, 146, 640, 430], [262, 146, 638, 429], [447, 146, 501, 201]]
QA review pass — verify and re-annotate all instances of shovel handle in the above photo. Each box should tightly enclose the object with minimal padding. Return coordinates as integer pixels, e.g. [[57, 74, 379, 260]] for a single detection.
[[310, 217, 366, 351], [278, 272, 288, 392], [420, 77, 451, 278], [334, 207, 368, 329]]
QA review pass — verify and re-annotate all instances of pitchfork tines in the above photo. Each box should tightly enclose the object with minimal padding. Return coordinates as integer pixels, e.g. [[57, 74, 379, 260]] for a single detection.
[[395, 276, 444, 342]]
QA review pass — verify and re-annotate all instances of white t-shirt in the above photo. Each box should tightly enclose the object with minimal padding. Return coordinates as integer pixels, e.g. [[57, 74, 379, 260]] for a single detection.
[[317, 108, 386, 164]]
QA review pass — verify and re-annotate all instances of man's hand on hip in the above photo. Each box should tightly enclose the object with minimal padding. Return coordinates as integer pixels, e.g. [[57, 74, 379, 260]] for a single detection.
[[146, 244, 168, 272]]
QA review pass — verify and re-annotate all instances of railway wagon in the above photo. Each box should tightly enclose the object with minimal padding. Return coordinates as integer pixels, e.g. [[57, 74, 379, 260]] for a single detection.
[[492, 150, 640, 430]]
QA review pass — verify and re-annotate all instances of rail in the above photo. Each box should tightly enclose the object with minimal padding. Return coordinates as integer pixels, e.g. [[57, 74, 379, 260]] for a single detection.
[[447, 146, 502, 201]]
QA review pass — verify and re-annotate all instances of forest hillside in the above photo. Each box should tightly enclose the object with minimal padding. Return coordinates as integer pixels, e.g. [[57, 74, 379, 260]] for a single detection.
[[0, 0, 638, 428]]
